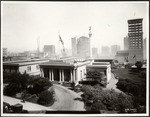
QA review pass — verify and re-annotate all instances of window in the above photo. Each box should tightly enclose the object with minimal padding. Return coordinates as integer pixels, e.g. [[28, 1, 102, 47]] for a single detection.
[[27, 66, 31, 72], [36, 65, 39, 70], [80, 70, 82, 79]]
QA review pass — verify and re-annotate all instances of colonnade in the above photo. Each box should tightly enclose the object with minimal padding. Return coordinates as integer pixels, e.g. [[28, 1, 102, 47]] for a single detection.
[[40, 68, 76, 83]]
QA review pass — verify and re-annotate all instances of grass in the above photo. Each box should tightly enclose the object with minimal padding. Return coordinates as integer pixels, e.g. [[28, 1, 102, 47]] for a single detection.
[[113, 68, 146, 83]]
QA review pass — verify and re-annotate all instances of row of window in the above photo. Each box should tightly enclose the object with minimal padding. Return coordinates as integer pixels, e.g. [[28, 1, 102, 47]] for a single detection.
[[129, 31, 143, 33], [27, 65, 39, 72], [128, 23, 142, 26], [130, 46, 142, 49], [130, 41, 142, 44]]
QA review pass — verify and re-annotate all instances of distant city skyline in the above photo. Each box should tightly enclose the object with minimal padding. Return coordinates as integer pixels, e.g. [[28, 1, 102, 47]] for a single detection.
[[1, 1, 148, 53]]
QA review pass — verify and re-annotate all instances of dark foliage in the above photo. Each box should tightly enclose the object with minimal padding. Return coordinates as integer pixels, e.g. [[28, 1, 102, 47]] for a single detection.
[[81, 85, 133, 113], [28, 77, 53, 95], [116, 78, 146, 113], [3, 72, 30, 96], [135, 61, 143, 69], [37, 88, 55, 106]]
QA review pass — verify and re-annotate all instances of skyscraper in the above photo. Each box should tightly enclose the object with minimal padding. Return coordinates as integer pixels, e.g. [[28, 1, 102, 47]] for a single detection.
[[71, 36, 90, 58], [92, 47, 98, 58], [124, 36, 129, 50], [44, 45, 55, 57], [128, 18, 143, 63], [143, 38, 146, 60], [71, 37, 77, 57], [111, 45, 120, 58], [101, 46, 110, 57], [77, 36, 90, 58]]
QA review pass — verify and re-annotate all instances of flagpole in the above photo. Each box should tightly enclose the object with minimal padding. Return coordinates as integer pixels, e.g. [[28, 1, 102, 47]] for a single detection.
[[58, 30, 60, 59]]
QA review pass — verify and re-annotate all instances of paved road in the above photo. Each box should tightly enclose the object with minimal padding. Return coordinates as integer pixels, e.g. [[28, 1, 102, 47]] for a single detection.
[[106, 73, 122, 93], [3, 96, 51, 111], [50, 84, 85, 111]]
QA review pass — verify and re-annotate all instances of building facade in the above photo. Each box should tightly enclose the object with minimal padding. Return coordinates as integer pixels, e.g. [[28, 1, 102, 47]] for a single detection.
[[115, 50, 129, 64], [92, 47, 98, 58], [44, 45, 55, 57], [101, 46, 110, 57], [71, 37, 77, 57], [143, 38, 147, 60], [3, 59, 49, 76], [111, 45, 120, 58], [124, 36, 129, 50], [3, 48, 8, 57], [77, 36, 90, 58], [128, 18, 143, 63], [39, 58, 90, 84]]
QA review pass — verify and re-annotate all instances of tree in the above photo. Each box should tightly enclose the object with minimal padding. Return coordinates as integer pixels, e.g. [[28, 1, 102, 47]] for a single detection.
[[28, 77, 53, 94], [135, 61, 143, 69], [3, 72, 30, 96], [37, 89, 55, 106]]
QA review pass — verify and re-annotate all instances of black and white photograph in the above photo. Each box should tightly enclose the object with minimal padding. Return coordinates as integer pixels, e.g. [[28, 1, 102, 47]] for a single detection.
[[1, 1, 149, 116]]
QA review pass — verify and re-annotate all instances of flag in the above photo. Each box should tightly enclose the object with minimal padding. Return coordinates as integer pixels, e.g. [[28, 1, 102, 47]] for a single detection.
[[89, 26, 91, 31], [133, 54, 136, 59], [59, 35, 64, 45]]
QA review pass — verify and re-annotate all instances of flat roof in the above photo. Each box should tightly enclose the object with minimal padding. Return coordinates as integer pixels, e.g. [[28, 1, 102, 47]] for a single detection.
[[87, 65, 108, 69], [3, 59, 49, 66]]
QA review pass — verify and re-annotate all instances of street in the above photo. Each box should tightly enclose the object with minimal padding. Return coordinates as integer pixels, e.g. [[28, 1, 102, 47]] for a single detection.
[[50, 84, 85, 111]]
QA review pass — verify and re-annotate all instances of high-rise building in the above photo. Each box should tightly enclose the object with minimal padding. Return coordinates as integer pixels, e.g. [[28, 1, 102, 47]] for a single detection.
[[128, 18, 143, 63], [143, 38, 146, 60], [124, 36, 129, 50], [92, 47, 98, 58], [101, 46, 110, 57], [111, 45, 120, 58], [44, 45, 55, 57], [77, 36, 90, 58], [71, 37, 77, 57], [3, 48, 7, 57]]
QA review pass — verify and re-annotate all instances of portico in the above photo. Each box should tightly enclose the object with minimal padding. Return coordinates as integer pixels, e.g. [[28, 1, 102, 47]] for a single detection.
[[39, 59, 90, 84]]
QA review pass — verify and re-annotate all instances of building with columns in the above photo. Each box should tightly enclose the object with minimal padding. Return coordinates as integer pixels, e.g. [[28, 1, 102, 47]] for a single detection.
[[3, 57, 112, 85], [39, 58, 90, 84]]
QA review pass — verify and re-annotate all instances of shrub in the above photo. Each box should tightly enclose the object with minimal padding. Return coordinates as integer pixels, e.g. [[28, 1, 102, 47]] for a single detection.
[[81, 85, 134, 113], [28, 78, 53, 94], [4, 83, 22, 96], [37, 89, 55, 106], [135, 61, 143, 69]]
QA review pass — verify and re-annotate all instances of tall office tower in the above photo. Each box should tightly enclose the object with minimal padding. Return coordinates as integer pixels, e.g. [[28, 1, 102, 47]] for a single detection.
[[3, 48, 8, 57], [124, 36, 129, 50], [92, 47, 98, 58], [77, 36, 90, 58], [143, 38, 146, 60], [71, 37, 77, 57], [111, 45, 120, 58], [101, 46, 110, 57], [128, 18, 143, 63], [44, 45, 55, 57]]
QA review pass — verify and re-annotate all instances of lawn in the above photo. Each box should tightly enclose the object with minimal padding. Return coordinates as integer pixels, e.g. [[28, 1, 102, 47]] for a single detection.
[[113, 68, 146, 83]]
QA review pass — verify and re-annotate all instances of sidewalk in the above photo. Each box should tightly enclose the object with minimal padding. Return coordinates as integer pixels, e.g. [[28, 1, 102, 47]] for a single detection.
[[106, 73, 122, 93], [3, 96, 52, 111]]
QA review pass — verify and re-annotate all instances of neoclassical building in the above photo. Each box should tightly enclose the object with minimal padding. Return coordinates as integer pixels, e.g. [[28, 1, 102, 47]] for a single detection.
[[39, 58, 90, 84], [3, 57, 112, 85]]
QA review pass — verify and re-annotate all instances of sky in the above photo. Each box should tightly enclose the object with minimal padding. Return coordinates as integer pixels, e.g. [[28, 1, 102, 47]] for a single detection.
[[1, 1, 149, 53]]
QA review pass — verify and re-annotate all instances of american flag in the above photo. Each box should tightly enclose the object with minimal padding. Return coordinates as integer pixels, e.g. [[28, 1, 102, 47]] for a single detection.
[[133, 54, 136, 59], [59, 35, 64, 45]]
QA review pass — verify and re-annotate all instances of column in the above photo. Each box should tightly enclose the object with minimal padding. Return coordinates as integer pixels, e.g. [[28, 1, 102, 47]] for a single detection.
[[76, 69, 78, 82], [62, 69, 64, 82], [59, 69, 62, 83], [70, 69, 73, 82], [49, 69, 51, 81], [52, 69, 54, 81], [73, 69, 76, 82], [41, 68, 44, 77]]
